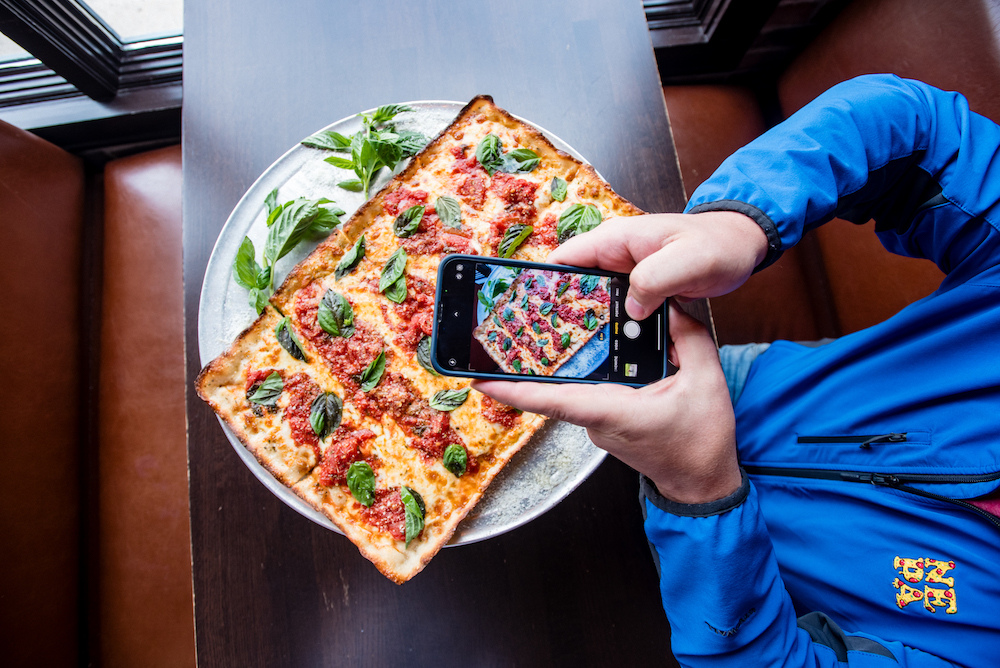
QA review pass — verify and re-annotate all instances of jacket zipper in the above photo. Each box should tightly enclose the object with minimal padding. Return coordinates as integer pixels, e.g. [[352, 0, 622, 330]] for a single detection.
[[797, 432, 908, 449], [743, 465, 1000, 531]]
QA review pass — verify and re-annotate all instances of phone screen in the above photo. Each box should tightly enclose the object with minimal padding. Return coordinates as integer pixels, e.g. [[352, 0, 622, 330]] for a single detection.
[[433, 256, 669, 385]]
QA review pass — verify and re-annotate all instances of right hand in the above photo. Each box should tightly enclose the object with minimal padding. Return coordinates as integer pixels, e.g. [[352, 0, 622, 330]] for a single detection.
[[547, 210, 768, 320]]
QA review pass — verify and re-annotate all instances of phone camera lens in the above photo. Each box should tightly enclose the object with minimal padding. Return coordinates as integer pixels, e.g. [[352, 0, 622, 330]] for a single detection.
[[448, 358, 457, 366], [455, 273, 463, 280], [456, 264, 464, 271]]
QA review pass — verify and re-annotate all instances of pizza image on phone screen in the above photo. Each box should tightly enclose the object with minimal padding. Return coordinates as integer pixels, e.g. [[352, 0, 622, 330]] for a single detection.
[[472, 264, 611, 377]]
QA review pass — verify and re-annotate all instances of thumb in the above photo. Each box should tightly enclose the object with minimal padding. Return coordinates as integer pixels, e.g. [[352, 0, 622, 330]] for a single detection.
[[667, 302, 720, 372]]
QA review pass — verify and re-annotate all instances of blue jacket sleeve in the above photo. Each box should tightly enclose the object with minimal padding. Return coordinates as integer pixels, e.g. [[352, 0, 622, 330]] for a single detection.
[[642, 475, 957, 667], [686, 74, 1000, 286]]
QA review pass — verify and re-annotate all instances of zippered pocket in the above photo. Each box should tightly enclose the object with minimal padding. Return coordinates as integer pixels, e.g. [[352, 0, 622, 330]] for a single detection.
[[797, 432, 908, 450], [744, 465, 1000, 531]]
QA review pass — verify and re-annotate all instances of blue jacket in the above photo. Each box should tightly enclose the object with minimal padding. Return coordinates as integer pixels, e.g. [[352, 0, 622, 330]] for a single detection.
[[642, 75, 1000, 667]]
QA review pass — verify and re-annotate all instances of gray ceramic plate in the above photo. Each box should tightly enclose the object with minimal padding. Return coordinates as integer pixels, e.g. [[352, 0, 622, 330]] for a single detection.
[[198, 101, 604, 545]]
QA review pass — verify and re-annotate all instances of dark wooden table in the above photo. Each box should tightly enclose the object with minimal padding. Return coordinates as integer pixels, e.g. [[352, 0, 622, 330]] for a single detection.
[[182, 1, 687, 665]]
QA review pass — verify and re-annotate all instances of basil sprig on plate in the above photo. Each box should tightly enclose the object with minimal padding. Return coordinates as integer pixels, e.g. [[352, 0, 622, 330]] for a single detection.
[[310, 392, 343, 440], [231, 190, 345, 314], [358, 350, 386, 392], [436, 196, 462, 229], [400, 486, 425, 546], [443, 444, 467, 477], [302, 105, 428, 199], [393, 204, 425, 238], [317, 289, 354, 338], [557, 203, 602, 244], [499, 224, 533, 258], [380, 246, 408, 304], [550, 176, 568, 202], [430, 388, 470, 411], [275, 316, 307, 361], [346, 461, 376, 507], [335, 235, 365, 281], [475, 133, 541, 176], [247, 371, 283, 406]]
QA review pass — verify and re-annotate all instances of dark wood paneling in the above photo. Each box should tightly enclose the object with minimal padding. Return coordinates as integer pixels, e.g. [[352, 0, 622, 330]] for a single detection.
[[183, 2, 685, 665]]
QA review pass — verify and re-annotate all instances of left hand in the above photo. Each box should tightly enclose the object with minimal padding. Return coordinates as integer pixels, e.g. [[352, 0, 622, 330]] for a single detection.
[[473, 303, 741, 505]]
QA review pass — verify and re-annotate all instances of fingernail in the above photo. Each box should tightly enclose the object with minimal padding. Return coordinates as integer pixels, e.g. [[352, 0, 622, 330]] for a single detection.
[[625, 295, 645, 319]]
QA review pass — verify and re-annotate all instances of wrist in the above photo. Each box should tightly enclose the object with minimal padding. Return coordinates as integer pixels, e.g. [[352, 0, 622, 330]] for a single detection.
[[641, 469, 750, 517]]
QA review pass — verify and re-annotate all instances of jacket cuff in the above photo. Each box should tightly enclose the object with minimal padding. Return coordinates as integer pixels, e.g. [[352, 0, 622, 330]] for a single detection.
[[640, 468, 750, 518], [686, 200, 783, 271]]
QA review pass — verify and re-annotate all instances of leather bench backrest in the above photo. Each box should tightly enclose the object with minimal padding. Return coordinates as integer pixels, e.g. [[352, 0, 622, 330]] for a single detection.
[[0, 119, 84, 666], [99, 145, 193, 668], [663, 85, 826, 344], [776, 0, 1000, 333]]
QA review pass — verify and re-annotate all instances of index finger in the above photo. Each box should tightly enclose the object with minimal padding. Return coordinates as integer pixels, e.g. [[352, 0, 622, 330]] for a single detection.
[[472, 378, 636, 430], [545, 216, 659, 272]]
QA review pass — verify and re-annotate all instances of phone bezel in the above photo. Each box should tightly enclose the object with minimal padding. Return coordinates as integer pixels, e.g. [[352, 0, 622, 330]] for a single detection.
[[431, 254, 671, 387]]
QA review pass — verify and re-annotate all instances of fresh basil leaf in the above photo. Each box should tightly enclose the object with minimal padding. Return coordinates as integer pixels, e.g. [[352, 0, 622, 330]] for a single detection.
[[368, 104, 412, 127], [561, 331, 571, 348], [370, 134, 404, 171], [379, 246, 408, 293], [400, 486, 425, 546], [502, 337, 512, 351], [503, 148, 540, 173], [579, 274, 600, 295], [346, 461, 376, 507], [498, 224, 533, 258], [248, 371, 282, 406], [539, 302, 553, 315], [550, 176, 568, 202], [516, 325, 524, 337], [359, 350, 386, 392], [264, 187, 279, 214], [475, 133, 504, 175], [493, 315, 503, 328], [233, 236, 262, 290], [520, 294, 528, 309], [338, 179, 364, 192], [384, 275, 407, 304], [325, 155, 357, 170], [429, 388, 470, 411], [417, 336, 438, 376], [488, 331, 498, 342], [503, 307, 514, 321], [318, 289, 354, 338], [310, 392, 343, 439], [266, 200, 288, 227], [550, 312, 559, 328], [264, 198, 328, 266], [477, 290, 493, 309], [579, 204, 603, 234], [302, 130, 352, 151], [436, 196, 462, 229], [585, 309, 599, 331], [557, 203, 585, 244], [393, 204, 425, 238], [512, 359, 522, 372], [442, 444, 467, 477], [275, 316, 307, 361], [557, 281, 571, 297], [396, 130, 429, 157], [335, 235, 366, 281], [541, 357, 550, 366], [492, 280, 510, 299], [248, 287, 269, 315], [532, 322, 541, 334]]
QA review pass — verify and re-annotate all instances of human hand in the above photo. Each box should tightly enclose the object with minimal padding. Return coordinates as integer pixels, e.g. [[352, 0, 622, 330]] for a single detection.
[[547, 210, 768, 320], [473, 303, 741, 505]]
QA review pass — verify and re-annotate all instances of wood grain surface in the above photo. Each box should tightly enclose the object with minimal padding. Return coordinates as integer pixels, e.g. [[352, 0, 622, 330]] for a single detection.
[[183, 1, 686, 665]]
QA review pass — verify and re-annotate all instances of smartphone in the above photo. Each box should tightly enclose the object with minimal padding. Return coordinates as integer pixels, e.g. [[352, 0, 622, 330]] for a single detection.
[[431, 254, 672, 386]]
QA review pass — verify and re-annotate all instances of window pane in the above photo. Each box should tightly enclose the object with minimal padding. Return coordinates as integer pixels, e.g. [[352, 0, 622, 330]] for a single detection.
[[0, 32, 30, 63], [82, 0, 183, 42]]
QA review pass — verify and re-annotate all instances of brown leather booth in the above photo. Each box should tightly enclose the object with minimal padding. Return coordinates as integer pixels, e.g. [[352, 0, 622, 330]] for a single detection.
[[0, 120, 192, 667], [664, 0, 1000, 344]]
